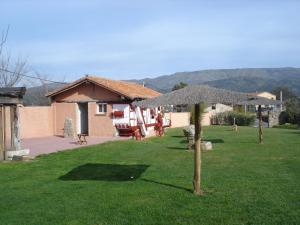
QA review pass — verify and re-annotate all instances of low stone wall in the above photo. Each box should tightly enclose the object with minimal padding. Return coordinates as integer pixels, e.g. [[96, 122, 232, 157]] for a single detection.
[[19, 106, 54, 139]]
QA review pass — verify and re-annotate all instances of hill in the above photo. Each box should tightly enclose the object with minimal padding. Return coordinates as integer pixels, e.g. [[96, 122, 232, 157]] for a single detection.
[[130, 67, 300, 95], [23, 83, 65, 106]]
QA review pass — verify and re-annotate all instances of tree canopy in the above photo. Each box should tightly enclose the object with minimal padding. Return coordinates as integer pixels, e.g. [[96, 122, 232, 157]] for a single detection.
[[271, 86, 297, 101], [172, 82, 187, 91]]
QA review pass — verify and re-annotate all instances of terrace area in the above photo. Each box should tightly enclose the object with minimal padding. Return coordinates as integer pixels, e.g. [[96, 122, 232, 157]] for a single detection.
[[22, 136, 128, 158]]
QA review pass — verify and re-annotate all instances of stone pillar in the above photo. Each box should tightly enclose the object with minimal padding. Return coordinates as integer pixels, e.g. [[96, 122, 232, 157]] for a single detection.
[[5, 105, 29, 160], [64, 117, 75, 138], [268, 111, 280, 128], [11, 105, 21, 151]]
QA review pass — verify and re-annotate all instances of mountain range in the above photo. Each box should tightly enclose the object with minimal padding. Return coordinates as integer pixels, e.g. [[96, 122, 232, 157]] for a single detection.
[[130, 67, 300, 95], [23, 67, 300, 106]]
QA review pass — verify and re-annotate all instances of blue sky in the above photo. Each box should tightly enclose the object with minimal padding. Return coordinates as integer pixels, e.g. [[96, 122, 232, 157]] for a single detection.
[[1, 0, 300, 81]]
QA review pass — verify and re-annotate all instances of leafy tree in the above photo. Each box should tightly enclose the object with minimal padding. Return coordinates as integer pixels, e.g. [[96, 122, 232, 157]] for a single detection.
[[171, 82, 188, 112], [172, 82, 187, 91], [271, 86, 297, 101], [272, 87, 300, 126]]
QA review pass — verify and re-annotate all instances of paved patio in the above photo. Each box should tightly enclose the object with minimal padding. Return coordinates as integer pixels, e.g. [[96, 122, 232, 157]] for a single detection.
[[22, 136, 128, 158]]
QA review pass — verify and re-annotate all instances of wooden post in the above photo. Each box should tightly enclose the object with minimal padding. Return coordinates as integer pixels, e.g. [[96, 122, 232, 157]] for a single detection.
[[10, 105, 21, 151], [258, 105, 263, 144], [233, 117, 238, 131], [3, 106, 6, 160], [0, 106, 3, 161], [193, 103, 202, 195]]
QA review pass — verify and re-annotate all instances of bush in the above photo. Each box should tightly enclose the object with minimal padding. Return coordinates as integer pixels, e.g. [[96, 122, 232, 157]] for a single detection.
[[262, 115, 269, 123], [211, 111, 256, 126], [273, 123, 299, 129], [279, 110, 300, 125]]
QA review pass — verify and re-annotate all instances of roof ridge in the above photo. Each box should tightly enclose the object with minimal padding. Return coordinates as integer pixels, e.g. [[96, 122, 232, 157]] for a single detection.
[[86, 75, 140, 85], [46, 75, 160, 99]]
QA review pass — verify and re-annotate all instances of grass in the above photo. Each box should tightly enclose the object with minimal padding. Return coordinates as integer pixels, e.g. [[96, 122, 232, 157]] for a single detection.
[[0, 126, 299, 225]]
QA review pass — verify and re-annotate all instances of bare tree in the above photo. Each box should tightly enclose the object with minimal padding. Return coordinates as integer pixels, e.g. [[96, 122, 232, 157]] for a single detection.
[[0, 26, 28, 87]]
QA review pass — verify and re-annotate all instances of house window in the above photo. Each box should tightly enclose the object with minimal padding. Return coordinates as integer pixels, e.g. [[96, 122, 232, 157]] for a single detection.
[[212, 104, 216, 110], [97, 103, 107, 114]]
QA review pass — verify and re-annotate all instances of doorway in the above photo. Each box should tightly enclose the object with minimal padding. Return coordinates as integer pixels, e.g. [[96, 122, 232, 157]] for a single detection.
[[77, 103, 89, 135]]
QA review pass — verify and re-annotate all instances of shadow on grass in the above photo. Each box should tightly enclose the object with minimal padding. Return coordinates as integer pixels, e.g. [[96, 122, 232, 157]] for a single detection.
[[171, 135, 185, 138], [59, 163, 149, 181], [167, 146, 188, 150], [176, 138, 224, 148], [203, 138, 224, 143], [284, 130, 300, 135], [179, 138, 224, 144], [141, 178, 192, 193]]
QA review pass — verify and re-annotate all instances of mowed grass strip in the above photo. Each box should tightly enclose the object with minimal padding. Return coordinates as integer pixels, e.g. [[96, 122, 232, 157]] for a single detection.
[[0, 126, 299, 225]]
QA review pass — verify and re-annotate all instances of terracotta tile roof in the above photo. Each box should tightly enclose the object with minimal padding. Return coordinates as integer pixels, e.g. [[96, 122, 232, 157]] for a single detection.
[[46, 75, 161, 100]]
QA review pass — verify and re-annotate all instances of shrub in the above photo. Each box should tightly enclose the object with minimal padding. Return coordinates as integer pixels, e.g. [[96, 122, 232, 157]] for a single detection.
[[262, 115, 269, 123], [279, 111, 289, 125], [279, 110, 300, 125], [273, 123, 299, 129], [211, 111, 256, 126]]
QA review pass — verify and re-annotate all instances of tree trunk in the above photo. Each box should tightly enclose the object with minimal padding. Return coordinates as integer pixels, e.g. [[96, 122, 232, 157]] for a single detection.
[[193, 103, 202, 195], [258, 105, 263, 144], [10, 105, 21, 150]]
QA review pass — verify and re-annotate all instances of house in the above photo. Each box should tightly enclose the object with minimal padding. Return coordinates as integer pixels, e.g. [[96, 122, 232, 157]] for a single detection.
[[249, 91, 276, 100], [46, 75, 166, 137], [247, 91, 278, 112]]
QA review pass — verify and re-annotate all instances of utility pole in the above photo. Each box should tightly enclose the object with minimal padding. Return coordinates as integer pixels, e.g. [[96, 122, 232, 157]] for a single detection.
[[280, 90, 283, 112]]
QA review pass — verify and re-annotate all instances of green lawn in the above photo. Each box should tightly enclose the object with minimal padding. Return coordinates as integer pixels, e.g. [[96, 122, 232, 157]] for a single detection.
[[0, 126, 299, 225]]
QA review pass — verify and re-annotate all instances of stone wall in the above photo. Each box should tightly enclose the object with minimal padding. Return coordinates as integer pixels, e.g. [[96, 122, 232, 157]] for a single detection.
[[268, 111, 280, 127]]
